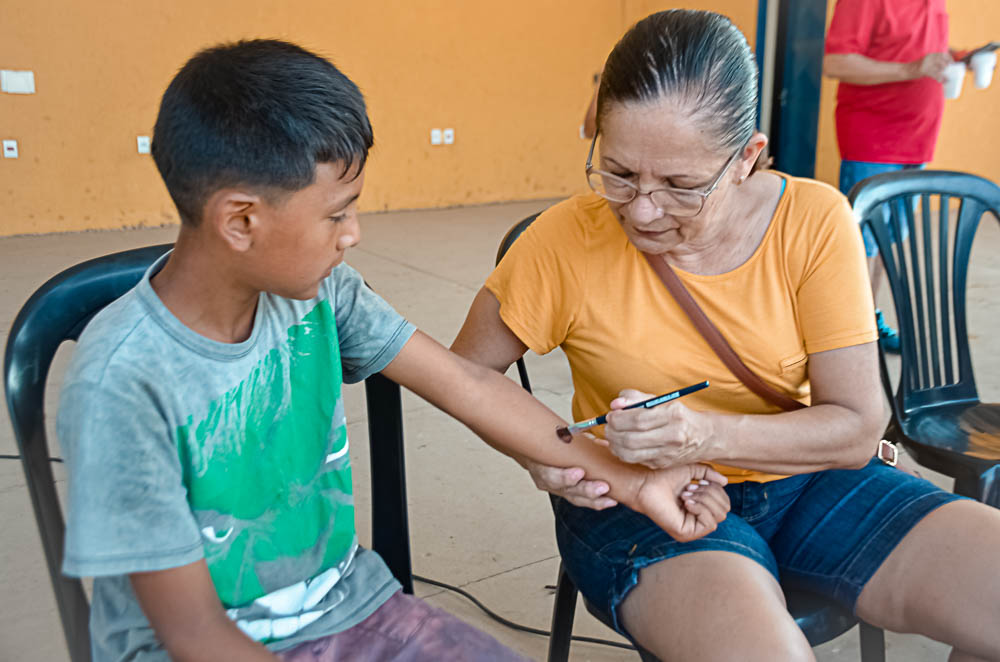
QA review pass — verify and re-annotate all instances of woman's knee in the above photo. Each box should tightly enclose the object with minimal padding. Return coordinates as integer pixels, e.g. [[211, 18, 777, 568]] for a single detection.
[[634, 617, 814, 662], [619, 552, 813, 661], [858, 500, 1000, 655], [677, 621, 814, 662], [741, 630, 815, 662]]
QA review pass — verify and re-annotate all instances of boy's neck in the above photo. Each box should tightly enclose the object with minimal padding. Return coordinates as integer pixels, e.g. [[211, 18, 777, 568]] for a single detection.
[[150, 231, 260, 344]]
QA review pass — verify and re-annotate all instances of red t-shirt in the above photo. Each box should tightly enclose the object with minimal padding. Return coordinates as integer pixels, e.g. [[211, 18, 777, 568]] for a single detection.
[[825, 0, 949, 164]]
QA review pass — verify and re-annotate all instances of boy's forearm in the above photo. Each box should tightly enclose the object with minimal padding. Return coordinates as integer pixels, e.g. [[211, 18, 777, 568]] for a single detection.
[[383, 332, 650, 508], [130, 563, 279, 662], [464, 364, 650, 506]]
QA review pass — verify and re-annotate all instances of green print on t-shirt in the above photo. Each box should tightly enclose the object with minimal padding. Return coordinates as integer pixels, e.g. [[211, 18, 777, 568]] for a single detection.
[[175, 300, 356, 608]]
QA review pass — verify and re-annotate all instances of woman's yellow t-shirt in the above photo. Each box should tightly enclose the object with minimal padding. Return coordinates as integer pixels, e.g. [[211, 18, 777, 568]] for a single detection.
[[486, 174, 877, 483]]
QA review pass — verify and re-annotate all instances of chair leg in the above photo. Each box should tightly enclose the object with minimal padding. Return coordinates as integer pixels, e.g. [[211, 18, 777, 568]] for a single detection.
[[546, 563, 578, 662], [858, 621, 885, 662]]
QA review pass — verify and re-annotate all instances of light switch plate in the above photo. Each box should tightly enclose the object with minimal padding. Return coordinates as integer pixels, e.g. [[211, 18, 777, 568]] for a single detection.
[[3, 140, 19, 158], [1, 70, 36, 94]]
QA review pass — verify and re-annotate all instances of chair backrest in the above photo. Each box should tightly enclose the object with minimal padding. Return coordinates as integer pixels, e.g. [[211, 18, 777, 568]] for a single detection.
[[3, 245, 412, 662], [849, 170, 1000, 418], [496, 212, 543, 392]]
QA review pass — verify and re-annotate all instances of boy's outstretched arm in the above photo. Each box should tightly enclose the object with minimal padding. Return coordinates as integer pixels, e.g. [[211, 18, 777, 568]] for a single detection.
[[131, 560, 279, 661], [381, 331, 729, 542]]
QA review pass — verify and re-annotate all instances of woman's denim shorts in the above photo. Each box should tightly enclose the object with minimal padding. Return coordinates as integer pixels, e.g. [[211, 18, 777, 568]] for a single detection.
[[553, 458, 964, 635]]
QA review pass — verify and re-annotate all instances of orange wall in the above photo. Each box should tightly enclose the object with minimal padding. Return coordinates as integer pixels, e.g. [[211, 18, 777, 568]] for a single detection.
[[816, 0, 1000, 185], [0, 0, 756, 237], [4, 1, 994, 237], [625, 0, 758, 43]]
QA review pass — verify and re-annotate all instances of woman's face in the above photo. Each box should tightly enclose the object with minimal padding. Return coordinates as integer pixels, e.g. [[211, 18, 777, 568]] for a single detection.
[[597, 98, 745, 255]]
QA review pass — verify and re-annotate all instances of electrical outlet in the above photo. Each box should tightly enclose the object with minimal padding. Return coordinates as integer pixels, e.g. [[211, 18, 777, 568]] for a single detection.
[[136, 136, 151, 154], [443, 128, 454, 145], [2, 140, 18, 158], [430, 128, 443, 145]]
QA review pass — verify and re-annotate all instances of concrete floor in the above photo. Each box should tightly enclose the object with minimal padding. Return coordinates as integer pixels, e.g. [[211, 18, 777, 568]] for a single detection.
[[2, 199, 999, 661]]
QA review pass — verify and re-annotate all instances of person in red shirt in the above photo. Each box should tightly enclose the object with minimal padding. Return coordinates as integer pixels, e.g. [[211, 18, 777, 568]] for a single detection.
[[823, 0, 954, 352]]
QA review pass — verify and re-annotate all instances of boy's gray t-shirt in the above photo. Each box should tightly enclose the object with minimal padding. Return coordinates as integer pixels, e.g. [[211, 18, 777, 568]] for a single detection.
[[57, 253, 416, 661]]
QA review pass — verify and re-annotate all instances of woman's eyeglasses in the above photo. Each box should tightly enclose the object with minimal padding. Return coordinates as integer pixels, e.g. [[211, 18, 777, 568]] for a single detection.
[[585, 135, 743, 217]]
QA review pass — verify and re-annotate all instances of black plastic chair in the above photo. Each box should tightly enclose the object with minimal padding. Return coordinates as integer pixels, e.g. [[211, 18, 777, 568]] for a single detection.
[[850, 170, 1000, 506], [3, 245, 414, 662], [496, 214, 885, 662]]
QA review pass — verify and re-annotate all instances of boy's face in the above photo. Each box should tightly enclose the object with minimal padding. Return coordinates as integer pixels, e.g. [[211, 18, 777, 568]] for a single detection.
[[251, 161, 364, 300]]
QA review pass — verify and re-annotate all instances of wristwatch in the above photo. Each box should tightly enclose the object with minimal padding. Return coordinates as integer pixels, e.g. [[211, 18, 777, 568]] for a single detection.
[[877, 439, 898, 466]]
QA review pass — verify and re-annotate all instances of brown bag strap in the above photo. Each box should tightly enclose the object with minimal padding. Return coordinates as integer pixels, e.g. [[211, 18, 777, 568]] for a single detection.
[[641, 252, 806, 412]]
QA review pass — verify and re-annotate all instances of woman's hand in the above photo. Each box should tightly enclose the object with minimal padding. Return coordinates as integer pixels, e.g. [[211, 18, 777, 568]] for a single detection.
[[635, 463, 730, 542], [601, 389, 716, 469], [523, 459, 618, 510]]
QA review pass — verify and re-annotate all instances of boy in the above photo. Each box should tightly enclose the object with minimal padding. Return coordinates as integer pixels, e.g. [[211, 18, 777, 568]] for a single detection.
[[57, 39, 728, 661]]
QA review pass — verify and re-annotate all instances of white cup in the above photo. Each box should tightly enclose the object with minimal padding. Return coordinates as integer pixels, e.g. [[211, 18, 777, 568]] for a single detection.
[[970, 51, 997, 89], [943, 61, 967, 99]]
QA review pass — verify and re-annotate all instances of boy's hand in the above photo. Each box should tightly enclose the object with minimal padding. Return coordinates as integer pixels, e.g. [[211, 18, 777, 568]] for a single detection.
[[634, 464, 730, 542]]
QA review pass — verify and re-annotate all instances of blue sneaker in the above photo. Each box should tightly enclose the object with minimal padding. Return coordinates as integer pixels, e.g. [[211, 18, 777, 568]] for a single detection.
[[876, 309, 900, 353]]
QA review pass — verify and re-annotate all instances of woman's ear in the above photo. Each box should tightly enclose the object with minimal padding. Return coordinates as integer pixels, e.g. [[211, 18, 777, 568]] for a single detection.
[[739, 132, 771, 183], [203, 189, 261, 253]]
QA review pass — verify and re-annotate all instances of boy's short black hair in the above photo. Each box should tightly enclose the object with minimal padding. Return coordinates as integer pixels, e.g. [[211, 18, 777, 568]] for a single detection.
[[152, 39, 373, 225]]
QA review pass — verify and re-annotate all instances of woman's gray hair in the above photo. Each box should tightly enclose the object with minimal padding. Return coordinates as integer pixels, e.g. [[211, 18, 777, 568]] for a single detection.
[[597, 9, 759, 153]]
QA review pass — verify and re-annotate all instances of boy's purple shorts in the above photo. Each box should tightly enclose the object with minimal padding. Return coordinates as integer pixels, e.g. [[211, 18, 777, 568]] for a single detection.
[[279, 590, 529, 662]]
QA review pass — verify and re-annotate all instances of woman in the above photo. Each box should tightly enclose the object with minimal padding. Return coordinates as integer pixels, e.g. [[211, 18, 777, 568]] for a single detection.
[[452, 10, 1000, 661]]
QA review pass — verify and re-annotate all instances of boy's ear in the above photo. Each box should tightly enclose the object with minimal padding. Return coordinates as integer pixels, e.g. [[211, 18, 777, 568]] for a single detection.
[[203, 189, 263, 252]]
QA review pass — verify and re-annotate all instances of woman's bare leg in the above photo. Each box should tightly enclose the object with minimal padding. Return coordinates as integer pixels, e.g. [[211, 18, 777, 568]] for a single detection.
[[856, 500, 1000, 661], [618, 551, 814, 662]]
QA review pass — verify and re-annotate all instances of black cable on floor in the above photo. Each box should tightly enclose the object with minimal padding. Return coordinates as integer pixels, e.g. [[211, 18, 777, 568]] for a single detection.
[[413, 574, 636, 651], [0, 453, 63, 462]]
